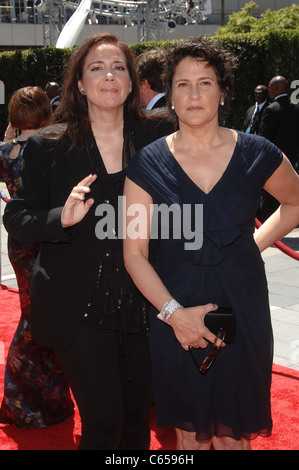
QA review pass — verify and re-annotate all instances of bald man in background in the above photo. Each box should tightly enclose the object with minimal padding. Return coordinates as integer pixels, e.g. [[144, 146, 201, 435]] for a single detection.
[[259, 76, 299, 169], [257, 75, 299, 221], [242, 84, 269, 134]]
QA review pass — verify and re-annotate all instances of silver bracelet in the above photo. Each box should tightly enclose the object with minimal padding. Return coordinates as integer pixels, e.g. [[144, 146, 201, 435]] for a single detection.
[[157, 299, 183, 324]]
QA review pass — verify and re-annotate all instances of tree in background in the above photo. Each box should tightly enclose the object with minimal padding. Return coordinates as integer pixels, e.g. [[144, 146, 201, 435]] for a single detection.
[[215, 2, 299, 36]]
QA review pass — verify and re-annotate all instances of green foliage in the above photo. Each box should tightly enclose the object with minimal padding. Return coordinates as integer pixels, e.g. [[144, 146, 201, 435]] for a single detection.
[[130, 39, 181, 56], [215, 2, 299, 36], [0, 28, 299, 135], [215, 1, 259, 35], [0, 47, 72, 136], [256, 5, 299, 32], [212, 30, 299, 129]]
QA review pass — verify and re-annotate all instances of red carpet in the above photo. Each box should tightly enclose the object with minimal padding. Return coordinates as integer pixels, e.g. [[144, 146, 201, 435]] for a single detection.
[[0, 284, 298, 450]]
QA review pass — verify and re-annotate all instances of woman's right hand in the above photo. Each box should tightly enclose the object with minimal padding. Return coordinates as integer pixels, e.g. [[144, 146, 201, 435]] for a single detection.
[[61, 174, 97, 228], [168, 303, 218, 351]]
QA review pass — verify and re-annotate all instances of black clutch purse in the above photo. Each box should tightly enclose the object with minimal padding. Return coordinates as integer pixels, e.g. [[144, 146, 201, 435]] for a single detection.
[[204, 307, 235, 344]]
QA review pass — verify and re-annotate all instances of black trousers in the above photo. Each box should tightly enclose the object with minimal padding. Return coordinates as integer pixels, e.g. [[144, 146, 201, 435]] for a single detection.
[[56, 324, 153, 450]]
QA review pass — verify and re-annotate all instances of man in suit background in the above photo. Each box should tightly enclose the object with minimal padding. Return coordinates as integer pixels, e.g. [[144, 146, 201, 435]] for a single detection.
[[257, 75, 299, 221], [45, 82, 61, 112], [242, 84, 269, 134], [259, 76, 299, 169], [136, 49, 167, 111]]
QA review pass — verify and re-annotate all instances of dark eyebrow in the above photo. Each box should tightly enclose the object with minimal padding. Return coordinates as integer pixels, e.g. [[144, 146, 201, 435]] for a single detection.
[[87, 59, 126, 67], [175, 75, 215, 83]]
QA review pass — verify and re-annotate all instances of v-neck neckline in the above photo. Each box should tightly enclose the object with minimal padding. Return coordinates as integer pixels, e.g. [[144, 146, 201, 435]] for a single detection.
[[162, 131, 240, 196], [86, 132, 125, 177]]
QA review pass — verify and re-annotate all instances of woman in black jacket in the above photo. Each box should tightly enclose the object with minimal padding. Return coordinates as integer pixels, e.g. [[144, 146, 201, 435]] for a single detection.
[[3, 32, 173, 450], [0, 87, 73, 428]]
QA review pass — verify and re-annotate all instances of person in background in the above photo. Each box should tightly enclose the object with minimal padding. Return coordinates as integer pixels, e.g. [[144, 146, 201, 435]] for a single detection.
[[136, 49, 167, 110], [3, 33, 173, 449], [0, 86, 74, 428], [45, 81, 61, 111], [242, 84, 269, 135], [258, 75, 299, 221], [3, 123, 18, 142], [123, 36, 299, 450]]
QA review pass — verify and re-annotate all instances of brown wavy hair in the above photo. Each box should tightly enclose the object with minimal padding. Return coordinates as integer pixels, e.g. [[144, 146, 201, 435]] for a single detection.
[[8, 86, 52, 130], [50, 32, 145, 149]]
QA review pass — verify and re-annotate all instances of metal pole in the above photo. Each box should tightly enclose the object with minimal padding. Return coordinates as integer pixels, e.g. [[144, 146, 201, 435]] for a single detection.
[[221, 0, 225, 26]]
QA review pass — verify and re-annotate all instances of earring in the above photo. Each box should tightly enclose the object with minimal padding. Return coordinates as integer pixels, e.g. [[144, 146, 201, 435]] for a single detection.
[[171, 105, 175, 111], [81, 90, 86, 95], [220, 100, 224, 106]]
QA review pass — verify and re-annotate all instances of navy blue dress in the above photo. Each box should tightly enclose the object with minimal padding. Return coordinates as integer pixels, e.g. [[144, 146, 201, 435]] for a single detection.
[[126, 131, 283, 441]]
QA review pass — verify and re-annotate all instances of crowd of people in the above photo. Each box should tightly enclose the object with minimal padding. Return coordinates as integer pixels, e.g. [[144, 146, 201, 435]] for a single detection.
[[1, 32, 299, 451], [242, 77, 299, 221]]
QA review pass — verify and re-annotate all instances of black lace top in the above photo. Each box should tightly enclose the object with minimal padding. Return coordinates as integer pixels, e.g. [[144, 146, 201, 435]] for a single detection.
[[82, 122, 150, 335]]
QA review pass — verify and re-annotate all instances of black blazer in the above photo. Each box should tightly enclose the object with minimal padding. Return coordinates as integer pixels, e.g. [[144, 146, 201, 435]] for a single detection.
[[242, 101, 269, 134], [3, 115, 174, 351], [259, 95, 299, 167], [152, 95, 166, 110]]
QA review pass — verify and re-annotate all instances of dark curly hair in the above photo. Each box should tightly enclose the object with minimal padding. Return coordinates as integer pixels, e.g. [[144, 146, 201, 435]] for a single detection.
[[165, 36, 237, 124]]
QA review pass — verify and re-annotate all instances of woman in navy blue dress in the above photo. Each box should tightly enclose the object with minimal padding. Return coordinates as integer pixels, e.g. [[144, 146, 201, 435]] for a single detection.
[[123, 37, 299, 450]]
